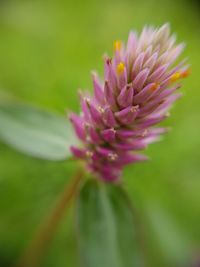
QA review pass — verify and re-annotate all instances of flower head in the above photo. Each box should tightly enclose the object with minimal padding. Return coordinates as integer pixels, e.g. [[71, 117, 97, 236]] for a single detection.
[[70, 23, 189, 182]]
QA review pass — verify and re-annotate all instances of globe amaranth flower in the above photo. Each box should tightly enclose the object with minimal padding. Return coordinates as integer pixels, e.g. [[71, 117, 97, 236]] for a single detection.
[[70, 23, 189, 182]]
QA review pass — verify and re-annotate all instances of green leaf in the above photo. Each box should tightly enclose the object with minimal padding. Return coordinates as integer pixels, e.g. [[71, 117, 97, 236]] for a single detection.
[[76, 179, 143, 267], [0, 102, 78, 160], [145, 203, 191, 265]]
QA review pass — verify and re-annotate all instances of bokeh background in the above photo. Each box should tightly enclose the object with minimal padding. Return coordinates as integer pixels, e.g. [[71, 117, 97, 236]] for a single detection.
[[0, 0, 200, 266]]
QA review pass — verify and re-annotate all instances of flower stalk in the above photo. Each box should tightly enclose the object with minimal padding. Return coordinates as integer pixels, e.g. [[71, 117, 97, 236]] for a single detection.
[[16, 169, 84, 267]]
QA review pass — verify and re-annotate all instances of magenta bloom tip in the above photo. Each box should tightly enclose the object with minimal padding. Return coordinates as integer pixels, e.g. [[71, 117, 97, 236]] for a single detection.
[[70, 23, 189, 182]]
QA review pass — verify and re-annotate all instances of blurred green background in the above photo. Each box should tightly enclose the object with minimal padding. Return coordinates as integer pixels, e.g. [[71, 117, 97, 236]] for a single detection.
[[0, 0, 199, 266]]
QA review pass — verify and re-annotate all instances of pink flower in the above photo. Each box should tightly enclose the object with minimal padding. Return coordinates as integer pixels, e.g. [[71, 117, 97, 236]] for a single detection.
[[70, 23, 189, 182]]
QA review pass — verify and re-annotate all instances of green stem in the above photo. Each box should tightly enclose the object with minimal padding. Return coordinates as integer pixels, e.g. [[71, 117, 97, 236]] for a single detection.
[[16, 169, 84, 267]]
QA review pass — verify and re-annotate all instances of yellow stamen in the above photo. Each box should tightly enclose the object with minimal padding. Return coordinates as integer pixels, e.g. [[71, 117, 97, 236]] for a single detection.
[[170, 72, 181, 82], [170, 68, 191, 83], [180, 68, 191, 78], [117, 62, 125, 74], [150, 83, 159, 92], [113, 40, 121, 51]]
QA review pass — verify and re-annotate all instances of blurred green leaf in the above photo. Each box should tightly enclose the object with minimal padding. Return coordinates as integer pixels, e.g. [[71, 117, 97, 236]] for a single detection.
[[145, 203, 191, 266], [76, 179, 143, 267], [0, 102, 77, 160]]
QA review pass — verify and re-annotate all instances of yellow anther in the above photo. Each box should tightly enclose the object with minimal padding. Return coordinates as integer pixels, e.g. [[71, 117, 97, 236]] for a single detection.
[[180, 68, 191, 78], [117, 62, 125, 74], [170, 69, 190, 83], [170, 72, 181, 82], [150, 83, 159, 92], [113, 40, 121, 51]]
